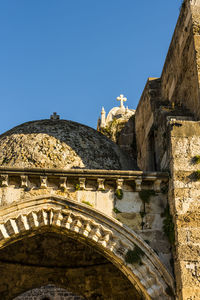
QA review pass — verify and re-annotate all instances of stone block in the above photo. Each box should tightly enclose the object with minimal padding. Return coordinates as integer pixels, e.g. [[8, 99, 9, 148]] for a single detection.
[[77, 190, 96, 208], [177, 227, 200, 244], [174, 197, 200, 215], [189, 136, 200, 156], [96, 190, 114, 216], [143, 213, 163, 230], [116, 212, 142, 230], [171, 137, 190, 157], [145, 194, 167, 214], [177, 213, 200, 228], [179, 260, 200, 287], [177, 244, 200, 261], [115, 192, 142, 213], [2, 187, 21, 205], [181, 287, 200, 300]]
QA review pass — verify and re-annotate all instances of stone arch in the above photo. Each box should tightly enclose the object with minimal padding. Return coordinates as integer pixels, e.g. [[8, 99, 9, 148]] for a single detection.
[[0, 196, 174, 299]]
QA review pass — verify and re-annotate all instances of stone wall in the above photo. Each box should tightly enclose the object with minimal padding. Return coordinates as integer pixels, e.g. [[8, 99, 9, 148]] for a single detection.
[[99, 113, 137, 164], [116, 115, 137, 163], [135, 78, 162, 171], [161, 0, 200, 119], [0, 168, 171, 274], [168, 120, 200, 299], [0, 198, 173, 299], [135, 80, 194, 173]]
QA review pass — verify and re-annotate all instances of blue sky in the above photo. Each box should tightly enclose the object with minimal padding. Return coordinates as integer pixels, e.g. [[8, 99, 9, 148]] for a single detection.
[[0, 1, 182, 133]]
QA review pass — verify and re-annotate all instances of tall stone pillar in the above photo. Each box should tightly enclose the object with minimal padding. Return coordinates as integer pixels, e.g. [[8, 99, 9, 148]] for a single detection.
[[169, 120, 200, 300]]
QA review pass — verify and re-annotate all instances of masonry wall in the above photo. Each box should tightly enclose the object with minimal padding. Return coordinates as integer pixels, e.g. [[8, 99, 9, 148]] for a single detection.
[[0, 170, 171, 273], [161, 0, 200, 119], [168, 120, 200, 299], [135, 78, 162, 171]]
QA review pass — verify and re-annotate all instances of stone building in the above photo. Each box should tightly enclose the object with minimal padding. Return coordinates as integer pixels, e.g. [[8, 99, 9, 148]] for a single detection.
[[0, 0, 200, 299]]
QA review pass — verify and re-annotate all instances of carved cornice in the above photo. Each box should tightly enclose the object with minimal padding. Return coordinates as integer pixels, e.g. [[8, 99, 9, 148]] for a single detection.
[[0, 166, 169, 178], [0, 167, 168, 192]]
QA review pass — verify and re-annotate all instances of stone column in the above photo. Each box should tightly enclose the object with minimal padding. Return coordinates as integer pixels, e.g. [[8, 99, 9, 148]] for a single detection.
[[169, 120, 200, 300]]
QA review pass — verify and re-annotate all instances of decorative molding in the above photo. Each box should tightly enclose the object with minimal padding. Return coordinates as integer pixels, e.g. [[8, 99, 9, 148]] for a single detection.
[[21, 175, 28, 188], [59, 177, 67, 191], [0, 175, 8, 187], [79, 177, 86, 190], [135, 178, 142, 192], [0, 168, 168, 192], [116, 178, 123, 190], [40, 176, 47, 189], [0, 167, 168, 179], [97, 178, 105, 191], [154, 179, 162, 192]]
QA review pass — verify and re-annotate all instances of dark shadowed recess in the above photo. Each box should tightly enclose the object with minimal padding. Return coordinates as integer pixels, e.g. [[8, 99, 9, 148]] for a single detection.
[[0, 231, 142, 300]]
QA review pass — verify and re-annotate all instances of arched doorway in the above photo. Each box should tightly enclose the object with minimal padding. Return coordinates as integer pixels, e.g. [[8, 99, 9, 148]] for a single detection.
[[0, 196, 174, 299], [3, 231, 141, 299]]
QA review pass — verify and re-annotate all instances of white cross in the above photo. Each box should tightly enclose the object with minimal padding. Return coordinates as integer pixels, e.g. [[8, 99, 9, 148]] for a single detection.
[[50, 112, 60, 120], [116, 94, 127, 108]]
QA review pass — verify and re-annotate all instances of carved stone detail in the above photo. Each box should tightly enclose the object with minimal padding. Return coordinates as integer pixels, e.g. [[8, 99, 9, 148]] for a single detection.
[[154, 179, 162, 192], [116, 178, 123, 190], [0, 175, 8, 187], [0, 170, 167, 193], [59, 177, 67, 191], [40, 176, 47, 189], [79, 177, 86, 190], [135, 179, 142, 192], [97, 178, 105, 190], [0, 202, 174, 300], [21, 175, 28, 188]]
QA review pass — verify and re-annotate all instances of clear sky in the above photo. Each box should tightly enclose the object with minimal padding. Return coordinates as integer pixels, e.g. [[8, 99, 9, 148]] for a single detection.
[[0, 0, 182, 133]]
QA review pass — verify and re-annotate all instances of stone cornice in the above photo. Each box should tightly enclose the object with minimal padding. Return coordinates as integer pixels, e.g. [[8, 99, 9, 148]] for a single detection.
[[0, 167, 168, 180], [0, 167, 168, 192]]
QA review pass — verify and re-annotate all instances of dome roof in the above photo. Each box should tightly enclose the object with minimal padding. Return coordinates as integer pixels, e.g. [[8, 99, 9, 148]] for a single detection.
[[115, 106, 126, 116], [0, 119, 136, 170], [106, 107, 135, 124]]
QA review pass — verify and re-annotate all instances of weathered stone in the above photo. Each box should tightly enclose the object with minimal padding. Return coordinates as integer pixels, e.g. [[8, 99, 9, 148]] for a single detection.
[[3, 0, 200, 298], [0, 120, 135, 170], [116, 212, 142, 230]]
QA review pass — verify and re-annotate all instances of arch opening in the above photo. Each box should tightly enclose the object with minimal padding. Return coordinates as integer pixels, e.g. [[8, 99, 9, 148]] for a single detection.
[[0, 231, 141, 300], [0, 196, 174, 299]]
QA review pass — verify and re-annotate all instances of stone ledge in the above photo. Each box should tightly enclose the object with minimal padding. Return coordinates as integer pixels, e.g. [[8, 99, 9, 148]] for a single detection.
[[0, 167, 168, 192], [0, 166, 168, 179]]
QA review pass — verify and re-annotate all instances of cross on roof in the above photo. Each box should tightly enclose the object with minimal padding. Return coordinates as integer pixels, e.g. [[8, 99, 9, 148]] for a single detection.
[[116, 94, 127, 108], [50, 112, 60, 120]]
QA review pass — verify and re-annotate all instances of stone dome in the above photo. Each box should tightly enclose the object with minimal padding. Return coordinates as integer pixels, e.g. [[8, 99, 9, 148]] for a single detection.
[[115, 106, 126, 117], [0, 119, 136, 170]]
